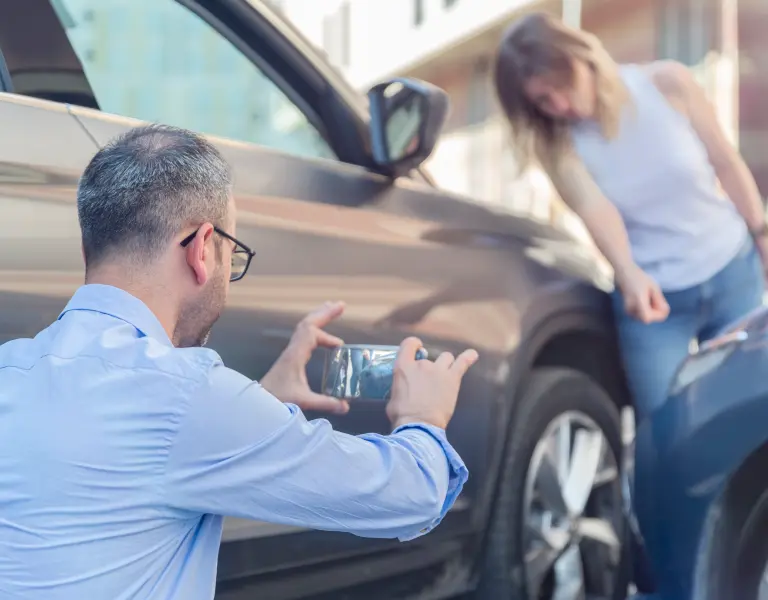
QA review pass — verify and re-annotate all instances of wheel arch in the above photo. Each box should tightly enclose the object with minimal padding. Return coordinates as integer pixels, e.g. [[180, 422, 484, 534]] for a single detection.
[[531, 326, 631, 410], [509, 307, 632, 437], [693, 437, 768, 598], [470, 311, 630, 595], [489, 306, 630, 497], [720, 438, 768, 527], [472, 307, 631, 567]]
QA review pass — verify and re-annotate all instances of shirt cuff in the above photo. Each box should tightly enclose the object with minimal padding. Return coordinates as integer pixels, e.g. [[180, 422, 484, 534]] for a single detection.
[[392, 422, 468, 540]]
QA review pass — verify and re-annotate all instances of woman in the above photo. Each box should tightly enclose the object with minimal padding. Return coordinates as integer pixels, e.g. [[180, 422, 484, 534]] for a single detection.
[[494, 13, 767, 419]]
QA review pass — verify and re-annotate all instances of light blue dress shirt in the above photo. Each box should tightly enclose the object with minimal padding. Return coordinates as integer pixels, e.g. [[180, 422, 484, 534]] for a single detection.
[[0, 284, 468, 600]]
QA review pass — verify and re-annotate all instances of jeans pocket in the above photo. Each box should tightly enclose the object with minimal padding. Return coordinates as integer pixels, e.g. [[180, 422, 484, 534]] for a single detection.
[[741, 237, 763, 278], [716, 236, 765, 299], [739, 236, 758, 260]]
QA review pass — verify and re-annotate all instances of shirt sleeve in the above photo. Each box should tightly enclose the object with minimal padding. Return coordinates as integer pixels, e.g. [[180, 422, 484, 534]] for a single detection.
[[161, 361, 469, 541]]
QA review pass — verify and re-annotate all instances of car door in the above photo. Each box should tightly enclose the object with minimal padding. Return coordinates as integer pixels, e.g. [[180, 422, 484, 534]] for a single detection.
[[1, 0, 559, 597], [0, 0, 105, 343], [0, 96, 98, 347]]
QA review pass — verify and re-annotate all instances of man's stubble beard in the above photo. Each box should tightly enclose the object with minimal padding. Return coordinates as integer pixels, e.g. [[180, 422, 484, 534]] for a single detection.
[[173, 264, 228, 348]]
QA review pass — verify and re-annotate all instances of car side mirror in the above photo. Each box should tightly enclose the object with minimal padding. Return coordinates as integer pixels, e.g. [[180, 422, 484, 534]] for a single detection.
[[367, 78, 449, 178]]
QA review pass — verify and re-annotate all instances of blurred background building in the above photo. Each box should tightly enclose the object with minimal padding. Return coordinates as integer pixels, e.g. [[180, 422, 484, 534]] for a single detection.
[[51, 0, 768, 235], [279, 0, 766, 235]]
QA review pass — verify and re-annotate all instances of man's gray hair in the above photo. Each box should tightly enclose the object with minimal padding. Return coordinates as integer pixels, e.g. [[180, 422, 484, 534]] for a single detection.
[[77, 123, 232, 270]]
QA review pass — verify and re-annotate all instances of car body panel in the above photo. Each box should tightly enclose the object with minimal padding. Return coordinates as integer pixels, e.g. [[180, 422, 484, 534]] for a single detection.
[[71, 101, 612, 570], [0, 1, 619, 597], [628, 306, 768, 599], [0, 93, 97, 345]]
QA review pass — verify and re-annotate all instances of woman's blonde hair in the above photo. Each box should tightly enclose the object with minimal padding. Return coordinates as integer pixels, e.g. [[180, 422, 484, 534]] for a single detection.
[[494, 12, 631, 171]]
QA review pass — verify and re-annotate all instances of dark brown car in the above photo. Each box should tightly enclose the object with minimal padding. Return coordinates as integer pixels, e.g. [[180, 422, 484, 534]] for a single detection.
[[0, 1, 630, 598]]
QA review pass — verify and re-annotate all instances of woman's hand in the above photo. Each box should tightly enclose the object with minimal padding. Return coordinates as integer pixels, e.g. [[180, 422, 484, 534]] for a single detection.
[[616, 265, 670, 324]]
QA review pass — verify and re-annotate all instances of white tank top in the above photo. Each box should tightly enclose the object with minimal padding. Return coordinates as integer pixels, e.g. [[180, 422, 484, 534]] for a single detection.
[[569, 64, 747, 292]]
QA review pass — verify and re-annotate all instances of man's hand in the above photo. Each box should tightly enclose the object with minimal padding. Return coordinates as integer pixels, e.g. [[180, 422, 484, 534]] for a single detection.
[[387, 337, 478, 431], [260, 301, 349, 414]]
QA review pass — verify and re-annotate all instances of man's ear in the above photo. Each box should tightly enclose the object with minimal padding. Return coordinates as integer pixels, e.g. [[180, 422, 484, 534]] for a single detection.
[[184, 224, 215, 286]]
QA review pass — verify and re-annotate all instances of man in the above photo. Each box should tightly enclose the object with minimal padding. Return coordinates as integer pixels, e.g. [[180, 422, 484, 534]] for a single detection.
[[0, 124, 478, 599]]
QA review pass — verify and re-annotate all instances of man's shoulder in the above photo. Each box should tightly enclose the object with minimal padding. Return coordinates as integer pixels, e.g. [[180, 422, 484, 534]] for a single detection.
[[0, 336, 39, 369], [89, 327, 226, 388], [0, 320, 225, 387], [148, 342, 224, 383]]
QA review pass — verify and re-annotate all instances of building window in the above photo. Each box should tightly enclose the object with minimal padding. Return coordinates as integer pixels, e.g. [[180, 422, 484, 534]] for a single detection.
[[413, 0, 424, 26], [339, 2, 350, 67], [322, 2, 350, 68], [657, 0, 711, 66], [467, 57, 492, 126]]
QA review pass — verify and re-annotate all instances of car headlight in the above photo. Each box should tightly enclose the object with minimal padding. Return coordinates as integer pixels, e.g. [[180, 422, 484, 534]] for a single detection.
[[668, 330, 746, 396]]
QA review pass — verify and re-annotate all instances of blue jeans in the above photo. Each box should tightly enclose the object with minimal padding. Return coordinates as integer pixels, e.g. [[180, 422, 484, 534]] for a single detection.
[[349, 351, 363, 396], [612, 237, 765, 419]]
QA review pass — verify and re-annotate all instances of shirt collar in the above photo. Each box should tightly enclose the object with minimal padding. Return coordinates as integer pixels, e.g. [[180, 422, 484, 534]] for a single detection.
[[58, 284, 173, 347]]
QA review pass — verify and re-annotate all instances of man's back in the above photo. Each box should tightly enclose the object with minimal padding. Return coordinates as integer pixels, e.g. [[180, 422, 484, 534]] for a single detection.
[[0, 284, 469, 600], [0, 290, 222, 599]]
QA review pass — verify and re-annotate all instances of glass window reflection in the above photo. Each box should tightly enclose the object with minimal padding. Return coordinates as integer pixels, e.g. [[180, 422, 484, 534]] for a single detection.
[[49, 0, 336, 161]]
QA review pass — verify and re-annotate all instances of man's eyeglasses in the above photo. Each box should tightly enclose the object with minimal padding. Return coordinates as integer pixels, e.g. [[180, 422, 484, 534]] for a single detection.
[[180, 226, 255, 282]]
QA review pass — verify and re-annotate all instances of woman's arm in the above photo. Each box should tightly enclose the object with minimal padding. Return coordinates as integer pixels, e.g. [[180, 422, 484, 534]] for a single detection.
[[651, 61, 766, 234], [541, 149, 636, 286], [541, 149, 669, 322]]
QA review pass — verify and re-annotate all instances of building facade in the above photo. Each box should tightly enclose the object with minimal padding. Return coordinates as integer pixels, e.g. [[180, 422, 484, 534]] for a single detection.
[[281, 0, 766, 231]]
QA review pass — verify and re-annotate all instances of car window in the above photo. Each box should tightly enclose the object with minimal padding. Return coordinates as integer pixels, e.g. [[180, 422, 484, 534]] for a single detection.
[[47, 0, 336, 161]]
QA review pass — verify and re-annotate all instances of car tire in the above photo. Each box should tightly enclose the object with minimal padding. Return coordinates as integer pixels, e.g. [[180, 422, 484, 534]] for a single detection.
[[474, 367, 629, 600], [710, 485, 768, 599]]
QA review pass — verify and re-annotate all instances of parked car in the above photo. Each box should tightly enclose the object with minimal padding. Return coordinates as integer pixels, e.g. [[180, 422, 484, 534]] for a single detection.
[[0, 0, 631, 598], [623, 304, 768, 600]]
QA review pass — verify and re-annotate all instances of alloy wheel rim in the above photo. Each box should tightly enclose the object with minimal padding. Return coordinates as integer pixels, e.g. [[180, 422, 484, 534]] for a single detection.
[[523, 411, 622, 600]]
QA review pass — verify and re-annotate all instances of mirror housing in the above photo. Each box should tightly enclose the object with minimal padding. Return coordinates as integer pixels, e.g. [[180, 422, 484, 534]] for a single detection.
[[367, 77, 449, 178]]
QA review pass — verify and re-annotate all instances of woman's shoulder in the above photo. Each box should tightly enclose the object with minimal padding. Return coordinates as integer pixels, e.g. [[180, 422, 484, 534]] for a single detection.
[[638, 60, 696, 95], [633, 60, 699, 113], [615, 60, 690, 95]]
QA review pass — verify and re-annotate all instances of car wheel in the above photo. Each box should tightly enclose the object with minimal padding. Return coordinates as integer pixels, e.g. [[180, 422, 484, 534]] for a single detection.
[[712, 486, 768, 599], [475, 367, 628, 600]]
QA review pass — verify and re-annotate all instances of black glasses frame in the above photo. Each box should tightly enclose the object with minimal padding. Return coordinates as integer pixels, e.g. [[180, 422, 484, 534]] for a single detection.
[[180, 226, 255, 282]]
